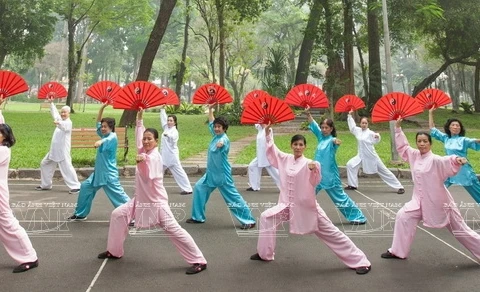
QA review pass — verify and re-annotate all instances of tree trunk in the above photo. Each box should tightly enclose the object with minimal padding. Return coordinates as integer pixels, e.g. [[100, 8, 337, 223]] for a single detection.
[[119, 0, 178, 127], [367, 0, 382, 111], [353, 26, 369, 98], [175, 0, 190, 101], [474, 61, 480, 112], [343, 0, 355, 94], [215, 0, 225, 86], [66, 17, 82, 113], [294, 0, 322, 85]]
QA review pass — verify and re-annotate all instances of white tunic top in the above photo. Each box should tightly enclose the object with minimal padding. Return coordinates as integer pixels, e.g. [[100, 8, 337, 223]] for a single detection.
[[255, 124, 273, 167], [48, 103, 72, 162], [159, 109, 180, 167], [347, 114, 381, 174]]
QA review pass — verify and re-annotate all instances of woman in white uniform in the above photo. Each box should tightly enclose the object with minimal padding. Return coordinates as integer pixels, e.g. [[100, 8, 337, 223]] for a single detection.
[[35, 98, 81, 194], [160, 108, 193, 195], [246, 124, 280, 191], [345, 110, 404, 194]]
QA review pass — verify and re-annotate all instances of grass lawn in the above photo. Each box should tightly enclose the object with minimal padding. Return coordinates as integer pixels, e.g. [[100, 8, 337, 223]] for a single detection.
[[2, 101, 480, 173]]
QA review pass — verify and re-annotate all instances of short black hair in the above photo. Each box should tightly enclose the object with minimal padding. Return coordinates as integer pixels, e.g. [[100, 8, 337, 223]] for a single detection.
[[291, 134, 306, 145], [416, 131, 432, 144], [144, 128, 159, 140], [213, 116, 229, 132]]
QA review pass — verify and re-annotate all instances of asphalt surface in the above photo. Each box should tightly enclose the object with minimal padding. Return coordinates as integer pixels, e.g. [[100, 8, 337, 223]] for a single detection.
[[1, 175, 479, 292]]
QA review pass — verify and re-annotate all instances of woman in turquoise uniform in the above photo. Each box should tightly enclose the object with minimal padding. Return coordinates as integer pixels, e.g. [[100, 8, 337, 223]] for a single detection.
[[429, 108, 480, 203], [186, 104, 256, 229], [306, 112, 366, 224], [68, 103, 130, 221]]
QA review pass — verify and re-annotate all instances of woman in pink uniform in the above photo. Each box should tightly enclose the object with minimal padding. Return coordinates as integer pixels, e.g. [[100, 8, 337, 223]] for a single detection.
[[250, 124, 371, 275], [0, 105, 38, 273], [381, 118, 480, 261], [97, 109, 207, 275]]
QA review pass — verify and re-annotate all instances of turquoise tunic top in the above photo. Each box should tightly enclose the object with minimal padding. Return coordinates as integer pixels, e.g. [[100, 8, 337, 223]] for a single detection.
[[92, 122, 119, 187], [431, 127, 480, 186], [204, 121, 231, 187], [309, 121, 341, 189]]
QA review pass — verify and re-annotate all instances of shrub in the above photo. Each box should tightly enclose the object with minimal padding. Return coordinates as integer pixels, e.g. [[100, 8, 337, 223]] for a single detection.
[[459, 102, 473, 114]]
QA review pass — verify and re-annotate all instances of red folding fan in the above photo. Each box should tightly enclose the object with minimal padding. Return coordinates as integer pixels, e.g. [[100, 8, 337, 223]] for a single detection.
[[0, 70, 29, 99], [86, 81, 122, 104], [334, 95, 366, 113], [158, 87, 180, 105], [372, 92, 424, 123], [414, 88, 451, 110], [38, 82, 68, 99], [192, 83, 233, 105], [240, 94, 295, 125], [242, 90, 270, 108], [113, 81, 168, 110], [285, 84, 329, 108]]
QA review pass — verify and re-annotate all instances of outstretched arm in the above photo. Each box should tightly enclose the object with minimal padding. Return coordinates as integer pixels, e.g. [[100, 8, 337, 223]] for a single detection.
[[208, 103, 216, 123], [428, 107, 435, 129], [96, 102, 109, 122]]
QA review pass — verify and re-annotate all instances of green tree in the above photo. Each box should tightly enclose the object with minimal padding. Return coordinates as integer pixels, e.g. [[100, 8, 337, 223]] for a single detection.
[[0, 0, 57, 68]]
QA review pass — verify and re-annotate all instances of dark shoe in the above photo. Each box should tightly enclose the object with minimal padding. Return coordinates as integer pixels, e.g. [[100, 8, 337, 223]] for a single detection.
[[344, 185, 357, 190], [397, 188, 405, 194], [355, 265, 371, 275], [240, 223, 256, 230], [129, 219, 135, 227], [186, 218, 204, 224], [180, 191, 193, 195], [68, 189, 80, 194], [250, 253, 267, 261], [98, 251, 121, 259], [185, 263, 207, 274], [381, 251, 402, 259], [35, 186, 51, 191], [349, 221, 366, 225], [245, 187, 258, 191], [13, 260, 39, 273], [67, 215, 87, 221]]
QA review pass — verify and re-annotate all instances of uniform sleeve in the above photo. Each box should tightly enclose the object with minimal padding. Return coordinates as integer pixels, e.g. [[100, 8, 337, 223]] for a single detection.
[[367, 130, 381, 145], [464, 137, 480, 151], [137, 152, 163, 180], [395, 127, 415, 163], [435, 155, 463, 180], [50, 102, 61, 121], [136, 119, 145, 152], [308, 161, 321, 186], [0, 110, 5, 124], [265, 133, 287, 168], [308, 120, 321, 140], [430, 127, 447, 143], [160, 108, 168, 130], [347, 115, 359, 135]]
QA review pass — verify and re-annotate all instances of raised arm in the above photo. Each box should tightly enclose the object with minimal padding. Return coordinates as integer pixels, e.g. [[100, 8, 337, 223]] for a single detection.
[[347, 110, 357, 134], [160, 107, 168, 129], [49, 98, 61, 121], [96, 102, 109, 122], [208, 103, 216, 123], [136, 109, 145, 151], [428, 107, 435, 129], [0, 99, 5, 123]]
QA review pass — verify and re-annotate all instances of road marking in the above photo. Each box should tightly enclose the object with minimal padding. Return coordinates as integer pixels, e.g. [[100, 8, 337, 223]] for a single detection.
[[86, 259, 108, 292]]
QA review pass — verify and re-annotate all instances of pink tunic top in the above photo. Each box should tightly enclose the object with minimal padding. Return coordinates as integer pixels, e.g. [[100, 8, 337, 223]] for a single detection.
[[133, 120, 168, 228], [395, 127, 462, 228], [265, 134, 321, 234]]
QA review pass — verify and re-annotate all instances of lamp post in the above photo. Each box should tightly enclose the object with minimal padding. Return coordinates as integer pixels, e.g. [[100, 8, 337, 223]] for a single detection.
[[83, 59, 92, 112]]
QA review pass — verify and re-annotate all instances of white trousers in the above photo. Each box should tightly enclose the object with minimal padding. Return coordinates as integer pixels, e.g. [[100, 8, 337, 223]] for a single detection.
[[346, 157, 403, 189], [247, 158, 280, 191], [164, 163, 192, 192], [40, 153, 81, 190]]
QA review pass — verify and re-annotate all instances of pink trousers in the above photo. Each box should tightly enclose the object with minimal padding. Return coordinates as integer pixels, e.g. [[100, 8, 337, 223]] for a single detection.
[[0, 209, 37, 263], [389, 207, 480, 259], [256, 204, 371, 269], [106, 201, 206, 265]]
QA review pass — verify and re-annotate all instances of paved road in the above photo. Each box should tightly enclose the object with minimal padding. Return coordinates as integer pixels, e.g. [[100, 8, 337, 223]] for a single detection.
[[1, 176, 479, 292]]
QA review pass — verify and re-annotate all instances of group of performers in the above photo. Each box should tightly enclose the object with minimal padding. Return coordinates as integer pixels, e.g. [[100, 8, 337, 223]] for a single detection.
[[0, 98, 480, 276]]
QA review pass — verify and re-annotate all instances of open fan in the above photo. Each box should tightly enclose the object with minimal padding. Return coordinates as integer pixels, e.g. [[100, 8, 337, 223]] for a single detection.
[[86, 81, 122, 104], [285, 84, 329, 108], [192, 83, 233, 105], [242, 90, 269, 108], [240, 94, 295, 125], [38, 82, 68, 99], [158, 87, 180, 105], [114, 81, 167, 110], [334, 95, 366, 113], [415, 88, 451, 110], [372, 92, 424, 123], [0, 70, 29, 99]]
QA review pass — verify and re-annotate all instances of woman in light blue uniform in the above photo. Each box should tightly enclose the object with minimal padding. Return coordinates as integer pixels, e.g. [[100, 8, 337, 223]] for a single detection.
[[68, 103, 130, 221], [306, 112, 366, 224], [186, 104, 256, 229], [429, 108, 480, 203]]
